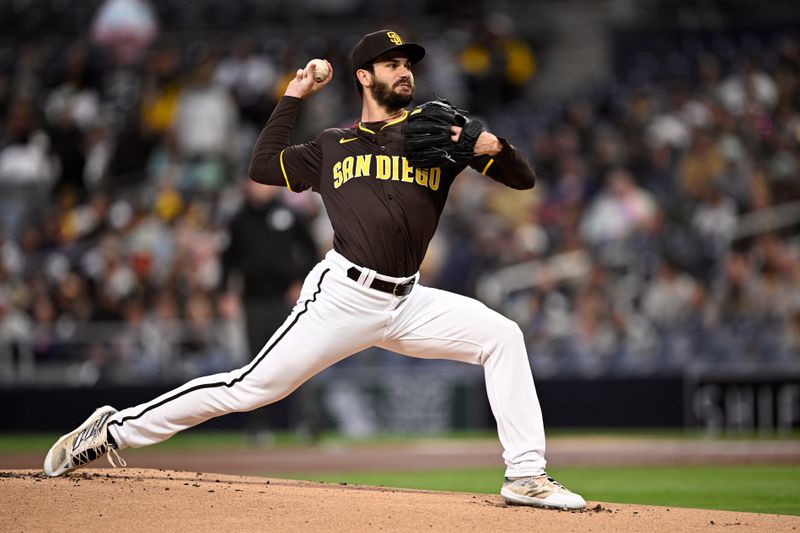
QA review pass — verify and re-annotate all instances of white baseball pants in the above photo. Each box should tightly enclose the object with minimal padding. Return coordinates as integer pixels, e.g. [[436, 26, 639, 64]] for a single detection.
[[107, 249, 547, 477]]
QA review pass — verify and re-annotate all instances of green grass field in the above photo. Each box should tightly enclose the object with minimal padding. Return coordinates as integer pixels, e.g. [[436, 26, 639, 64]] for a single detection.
[[286, 465, 800, 516], [3, 431, 799, 515]]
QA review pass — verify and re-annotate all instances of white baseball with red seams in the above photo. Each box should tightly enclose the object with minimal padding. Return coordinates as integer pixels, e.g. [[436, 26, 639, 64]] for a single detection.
[[107, 249, 548, 478]]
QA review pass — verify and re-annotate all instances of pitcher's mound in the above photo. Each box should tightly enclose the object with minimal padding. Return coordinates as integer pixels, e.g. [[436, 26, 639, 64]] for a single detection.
[[1, 469, 796, 532]]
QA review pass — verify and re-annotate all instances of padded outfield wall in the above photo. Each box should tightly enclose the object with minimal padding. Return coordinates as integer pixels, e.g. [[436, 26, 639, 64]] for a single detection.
[[3, 368, 798, 434]]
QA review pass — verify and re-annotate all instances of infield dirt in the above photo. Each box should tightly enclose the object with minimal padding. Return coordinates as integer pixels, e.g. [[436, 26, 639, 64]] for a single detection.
[[3, 437, 800, 531], [2, 468, 799, 532]]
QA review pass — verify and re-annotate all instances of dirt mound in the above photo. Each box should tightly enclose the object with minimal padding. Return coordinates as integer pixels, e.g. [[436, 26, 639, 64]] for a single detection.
[[2, 469, 797, 532]]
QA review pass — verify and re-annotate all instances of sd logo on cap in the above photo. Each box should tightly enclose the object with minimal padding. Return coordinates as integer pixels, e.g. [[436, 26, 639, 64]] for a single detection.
[[350, 29, 426, 75]]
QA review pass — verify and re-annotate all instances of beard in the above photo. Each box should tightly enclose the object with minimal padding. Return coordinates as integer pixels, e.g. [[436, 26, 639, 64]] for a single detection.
[[369, 77, 414, 112]]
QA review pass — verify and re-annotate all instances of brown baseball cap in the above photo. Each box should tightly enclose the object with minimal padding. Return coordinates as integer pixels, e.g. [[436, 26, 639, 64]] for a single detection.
[[350, 29, 426, 74]]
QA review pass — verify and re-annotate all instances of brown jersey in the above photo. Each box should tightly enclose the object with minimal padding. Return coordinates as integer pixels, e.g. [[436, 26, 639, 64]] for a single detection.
[[249, 96, 536, 277]]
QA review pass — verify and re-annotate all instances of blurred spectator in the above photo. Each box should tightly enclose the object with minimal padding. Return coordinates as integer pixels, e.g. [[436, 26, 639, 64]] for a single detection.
[[640, 144, 679, 202], [113, 296, 160, 380], [0, 99, 55, 238], [579, 168, 658, 249], [691, 181, 738, 260], [173, 56, 239, 192], [220, 180, 317, 357], [91, 0, 158, 66], [140, 47, 183, 137], [213, 37, 277, 129], [178, 290, 233, 377], [565, 287, 621, 376], [213, 38, 279, 175], [106, 108, 157, 192], [678, 128, 725, 199], [30, 292, 59, 363], [717, 59, 778, 116], [45, 89, 91, 203], [705, 252, 754, 323], [0, 289, 31, 381], [458, 13, 537, 112], [642, 259, 703, 329]]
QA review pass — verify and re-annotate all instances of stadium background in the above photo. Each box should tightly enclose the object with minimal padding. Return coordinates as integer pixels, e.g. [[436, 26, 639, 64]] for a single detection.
[[0, 0, 799, 439]]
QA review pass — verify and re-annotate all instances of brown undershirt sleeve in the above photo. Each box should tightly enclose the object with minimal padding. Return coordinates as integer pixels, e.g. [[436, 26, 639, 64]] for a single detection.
[[471, 138, 537, 190], [248, 96, 321, 191]]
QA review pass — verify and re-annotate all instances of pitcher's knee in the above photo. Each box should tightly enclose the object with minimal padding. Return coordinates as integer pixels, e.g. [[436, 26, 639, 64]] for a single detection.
[[225, 373, 298, 413], [479, 318, 527, 367], [496, 317, 525, 347]]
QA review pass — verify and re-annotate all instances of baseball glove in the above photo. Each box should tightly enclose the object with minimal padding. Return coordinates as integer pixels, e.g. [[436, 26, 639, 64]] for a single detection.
[[403, 98, 485, 168]]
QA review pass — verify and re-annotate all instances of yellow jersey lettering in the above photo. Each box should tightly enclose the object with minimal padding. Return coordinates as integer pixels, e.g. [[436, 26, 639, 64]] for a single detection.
[[333, 160, 343, 189], [376, 155, 391, 179], [355, 155, 371, 178], [333, 155, 441, 191], [401, 157, 414, 183], [342, 156, 354, 183], [429, 167, 441, 191], [391, 156, 400, 181], [415, 168, 428, 187]]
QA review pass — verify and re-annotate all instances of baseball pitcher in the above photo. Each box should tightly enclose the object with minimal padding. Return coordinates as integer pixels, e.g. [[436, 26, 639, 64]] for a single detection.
[[44, 29, 586, 510]]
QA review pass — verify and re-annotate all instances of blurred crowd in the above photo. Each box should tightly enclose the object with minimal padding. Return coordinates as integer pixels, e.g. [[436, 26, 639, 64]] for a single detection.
[[0, 0, 798, 383], [458, 32, 800, 376]]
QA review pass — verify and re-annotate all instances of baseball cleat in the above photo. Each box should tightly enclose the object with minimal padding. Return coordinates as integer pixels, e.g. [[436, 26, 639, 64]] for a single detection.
[[501, 473, 587, 510], [43, 405, 126, 477]]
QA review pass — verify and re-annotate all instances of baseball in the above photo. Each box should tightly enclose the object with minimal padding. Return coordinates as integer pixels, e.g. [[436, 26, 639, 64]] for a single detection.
[[306, 59, 329, 82]]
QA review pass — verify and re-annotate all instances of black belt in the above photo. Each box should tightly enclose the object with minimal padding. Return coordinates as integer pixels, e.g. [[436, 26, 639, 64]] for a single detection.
[[347, 267, 415, 296]]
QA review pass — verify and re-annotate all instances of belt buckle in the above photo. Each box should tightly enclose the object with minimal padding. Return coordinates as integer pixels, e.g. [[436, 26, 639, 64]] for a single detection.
[[393, 280, 413, 297]]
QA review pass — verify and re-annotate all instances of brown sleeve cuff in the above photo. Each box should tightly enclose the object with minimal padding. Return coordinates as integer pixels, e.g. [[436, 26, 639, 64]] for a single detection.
[[482, 137, 536, 189]]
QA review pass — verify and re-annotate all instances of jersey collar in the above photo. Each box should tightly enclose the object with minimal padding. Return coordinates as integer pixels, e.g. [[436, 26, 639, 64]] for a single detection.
[[357, 109, 409, 134]]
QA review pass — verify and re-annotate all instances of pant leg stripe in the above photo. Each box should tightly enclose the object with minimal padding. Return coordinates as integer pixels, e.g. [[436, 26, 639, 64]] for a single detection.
[[108, 268, 330, 428]]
